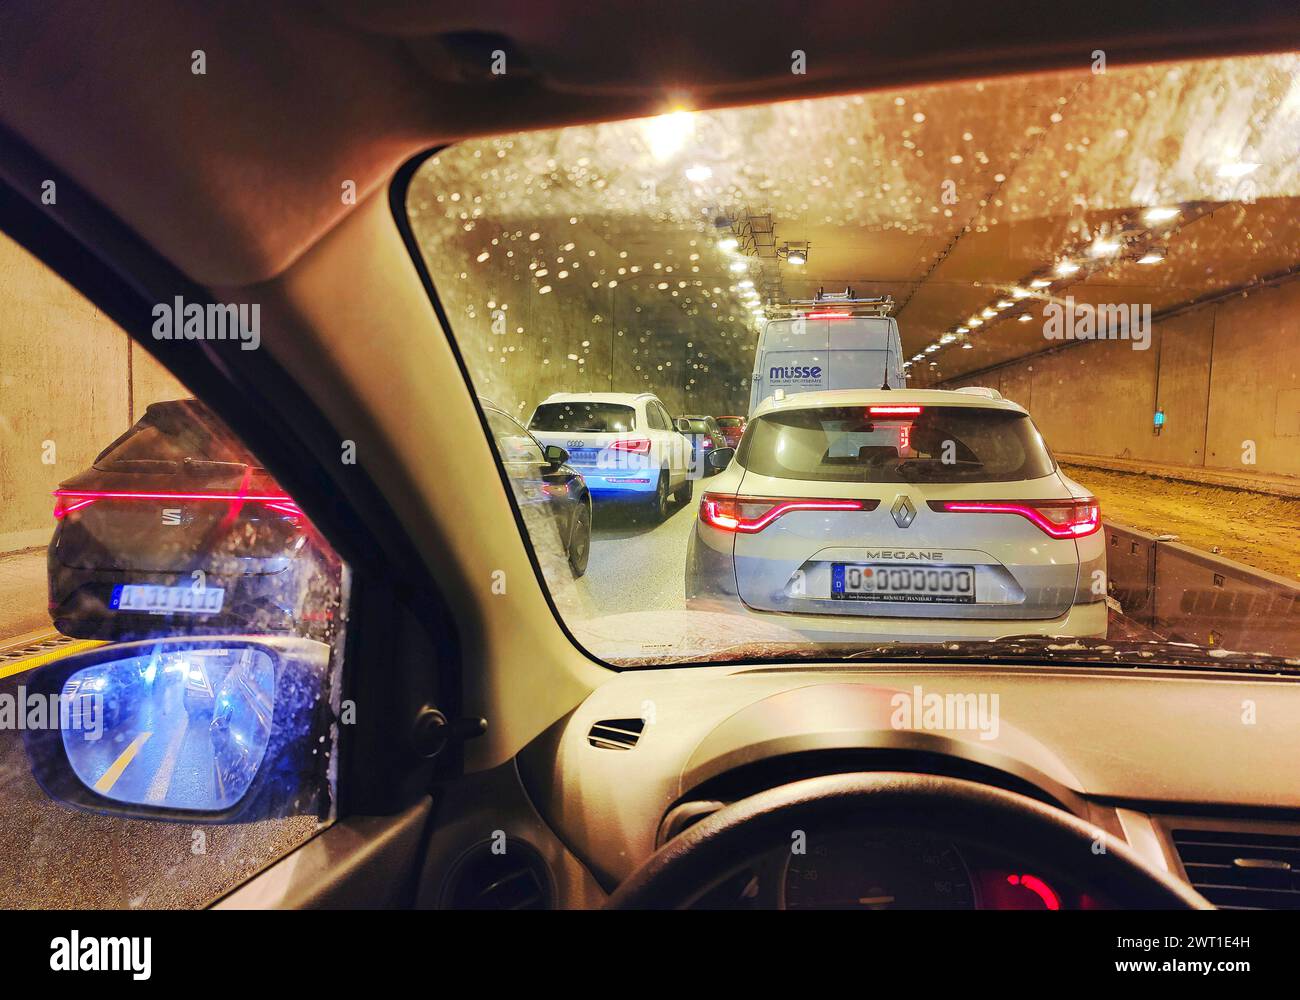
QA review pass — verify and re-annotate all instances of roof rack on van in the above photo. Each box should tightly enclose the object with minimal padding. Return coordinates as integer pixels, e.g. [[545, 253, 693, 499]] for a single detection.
[[769, 289, 895, 318]]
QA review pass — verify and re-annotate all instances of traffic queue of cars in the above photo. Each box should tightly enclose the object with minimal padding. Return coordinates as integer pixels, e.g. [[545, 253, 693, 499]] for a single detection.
[[49, 301, 1101, 647]]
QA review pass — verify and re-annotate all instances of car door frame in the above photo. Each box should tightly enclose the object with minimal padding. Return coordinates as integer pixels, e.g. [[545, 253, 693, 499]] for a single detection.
[[0, 123, 462, 906]]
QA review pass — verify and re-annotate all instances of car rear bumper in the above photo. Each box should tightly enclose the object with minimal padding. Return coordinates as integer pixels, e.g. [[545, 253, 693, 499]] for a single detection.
[[47, 557, 330, 640], [684, 589, 1108, 643], [686, 522, 1107, 641]]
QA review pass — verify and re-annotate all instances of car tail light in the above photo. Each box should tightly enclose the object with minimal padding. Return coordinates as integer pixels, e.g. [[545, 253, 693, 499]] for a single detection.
[[52, 489, 302, 520], [868, 405, 922, 416], [608, 437, 652, 455], [802, 311, 854, 320], [702, 439, 714, 448], [928, 498, 1100, 538], [699, 493, 878, 533]]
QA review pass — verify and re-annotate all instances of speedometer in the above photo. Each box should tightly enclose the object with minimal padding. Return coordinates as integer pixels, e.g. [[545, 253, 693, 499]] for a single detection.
[[781, 832, 976, 910]]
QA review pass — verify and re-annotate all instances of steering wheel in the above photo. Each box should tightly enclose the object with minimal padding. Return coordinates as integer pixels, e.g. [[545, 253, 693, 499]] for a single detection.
[[606, 772, 1210, 909]]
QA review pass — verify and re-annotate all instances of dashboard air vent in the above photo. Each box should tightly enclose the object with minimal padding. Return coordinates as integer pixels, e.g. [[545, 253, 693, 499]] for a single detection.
[[443, 839, 554, 910], [1172, 828, 1300, 910], [588, 718, 645, 750]]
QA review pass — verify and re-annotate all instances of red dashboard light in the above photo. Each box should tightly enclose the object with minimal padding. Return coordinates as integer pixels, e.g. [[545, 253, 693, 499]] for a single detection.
[[1006, 873, 1061, 911]]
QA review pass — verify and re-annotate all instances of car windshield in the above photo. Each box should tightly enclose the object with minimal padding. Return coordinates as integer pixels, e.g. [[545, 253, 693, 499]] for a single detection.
[[406, 51, 1300, 670], [739, 405, 1056, 483], [529, 402, 637, 433]]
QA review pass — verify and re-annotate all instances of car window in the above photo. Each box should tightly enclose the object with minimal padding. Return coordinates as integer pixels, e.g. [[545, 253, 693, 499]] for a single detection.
[[529, 402, 636, 433], [737, 406, 1056, 483], [0, 230, 348, 907], [405, 51, 1300, 670]]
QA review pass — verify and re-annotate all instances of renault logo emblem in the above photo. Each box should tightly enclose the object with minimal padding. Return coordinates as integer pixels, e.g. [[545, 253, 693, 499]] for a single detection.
[[890, 495, 917, 529]]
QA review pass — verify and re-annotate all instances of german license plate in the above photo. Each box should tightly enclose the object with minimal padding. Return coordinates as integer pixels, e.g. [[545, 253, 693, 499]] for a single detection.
[[832, 563, 975, 603], [111, 584, 225, 614]]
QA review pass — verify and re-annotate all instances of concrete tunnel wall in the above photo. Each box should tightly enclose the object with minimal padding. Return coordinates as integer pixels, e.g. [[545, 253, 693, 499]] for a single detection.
[[0, 232, 187, 555], [944, 278, 1300, 479]]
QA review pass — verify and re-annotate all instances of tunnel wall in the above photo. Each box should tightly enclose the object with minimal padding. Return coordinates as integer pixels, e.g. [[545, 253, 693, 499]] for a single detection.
[[945, 278, 1300, 479], [0, 233, 187, 554]]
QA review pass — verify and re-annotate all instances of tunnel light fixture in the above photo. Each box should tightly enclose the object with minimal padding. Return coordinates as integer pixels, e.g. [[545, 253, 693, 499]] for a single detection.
[[967, 318, 983, 327], [718, 236, 740, 252], [961, 342, 974, 349], [1137, 250, 1166, 265], [1217, 161, 1260, 179], [1142, 206, 1180, 225], [737, 279, 754, 288], [684, 164, 713, 182], [1089, 238, 1121, 257], [1017, 313, 1033, 322], [995, 300, 1013, 309], [1029, 278, 1051, 288], [642, 110, 695, 161], [729, 260, 749, 273], [956, 326, 969, 333], [925, 344, 939, 353], [787, 251, 806, 265], [1011, 287, 1031, 299], [981, 308, 996, 318], [940, 333, 956, 345], [1054, 260, 1080, 277]]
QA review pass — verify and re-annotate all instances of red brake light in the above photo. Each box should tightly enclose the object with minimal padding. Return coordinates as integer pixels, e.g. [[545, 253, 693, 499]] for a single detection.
[[868, 405, 922, 416], [802, 311, 855, 320], [699, 493, 877, 533], [931, 498, 1100, 538], [52, 489, 302, 521], [609, 437, 652, 455]]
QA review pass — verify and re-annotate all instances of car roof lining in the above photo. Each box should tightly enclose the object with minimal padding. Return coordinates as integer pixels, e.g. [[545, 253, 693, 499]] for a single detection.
[[1, 1, 1297, 287]]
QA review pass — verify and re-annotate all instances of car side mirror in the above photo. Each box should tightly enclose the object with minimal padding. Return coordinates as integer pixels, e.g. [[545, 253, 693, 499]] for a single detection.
[[22, 636, 335, 823], [675, 418, 691, 433], [543, 444, 569, 467], [707, 447, 735, 470]]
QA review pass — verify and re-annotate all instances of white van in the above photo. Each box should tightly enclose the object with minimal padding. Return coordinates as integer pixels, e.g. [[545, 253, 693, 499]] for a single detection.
[[747, 293, 906, 415]]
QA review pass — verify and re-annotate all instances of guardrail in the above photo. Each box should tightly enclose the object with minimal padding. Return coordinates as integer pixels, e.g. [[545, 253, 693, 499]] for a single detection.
[[1103, 521, 1300, 657]]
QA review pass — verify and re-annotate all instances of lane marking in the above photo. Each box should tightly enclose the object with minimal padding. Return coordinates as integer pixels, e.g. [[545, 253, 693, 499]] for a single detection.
[[94, 731, 153, 794], [145, 710, 190, 804], [0, 640, 106, 681]]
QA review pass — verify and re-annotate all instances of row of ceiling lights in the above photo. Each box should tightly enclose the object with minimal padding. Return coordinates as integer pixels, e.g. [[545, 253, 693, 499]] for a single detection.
[[906, 203, 1192, 374]]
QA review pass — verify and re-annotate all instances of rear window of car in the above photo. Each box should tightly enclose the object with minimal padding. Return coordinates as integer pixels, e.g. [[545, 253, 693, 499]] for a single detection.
[[716, 418, 743, 429], [684, 418, 713, 433], [737, 405, 1056, 483], [529, 402, 636, 433], [94, 401, 256, 472]]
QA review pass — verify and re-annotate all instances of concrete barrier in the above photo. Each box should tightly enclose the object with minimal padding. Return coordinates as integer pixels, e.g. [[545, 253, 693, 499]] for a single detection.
[[1105, 521, 1300, 657]]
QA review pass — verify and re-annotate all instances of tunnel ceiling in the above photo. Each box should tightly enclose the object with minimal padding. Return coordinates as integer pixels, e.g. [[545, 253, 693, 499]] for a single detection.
[[413, 52, 1300, 393]]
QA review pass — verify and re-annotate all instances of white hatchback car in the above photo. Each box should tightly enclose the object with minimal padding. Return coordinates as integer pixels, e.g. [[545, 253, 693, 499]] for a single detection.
[[528, 392, 693, 520], [686, 388, 1106, 642]]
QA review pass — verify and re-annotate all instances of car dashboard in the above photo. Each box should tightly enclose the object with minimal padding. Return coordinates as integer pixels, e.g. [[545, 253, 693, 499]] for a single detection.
[[420, 662, 1300, 909]]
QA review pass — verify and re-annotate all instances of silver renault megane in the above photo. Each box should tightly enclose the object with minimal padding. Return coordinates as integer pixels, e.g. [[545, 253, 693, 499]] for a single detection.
[[685, 388, 1106, 643]]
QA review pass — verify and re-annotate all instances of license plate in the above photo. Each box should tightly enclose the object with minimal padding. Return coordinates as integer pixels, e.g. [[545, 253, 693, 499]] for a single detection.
[[832, 563, 975, 603], [567, 449, 599, 464], [111, 584, 225, 615]]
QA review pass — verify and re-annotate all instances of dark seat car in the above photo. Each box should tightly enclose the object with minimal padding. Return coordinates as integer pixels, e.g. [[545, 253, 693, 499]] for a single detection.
[[48, 399, 342, 642], [482, 399, 592, 577]]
